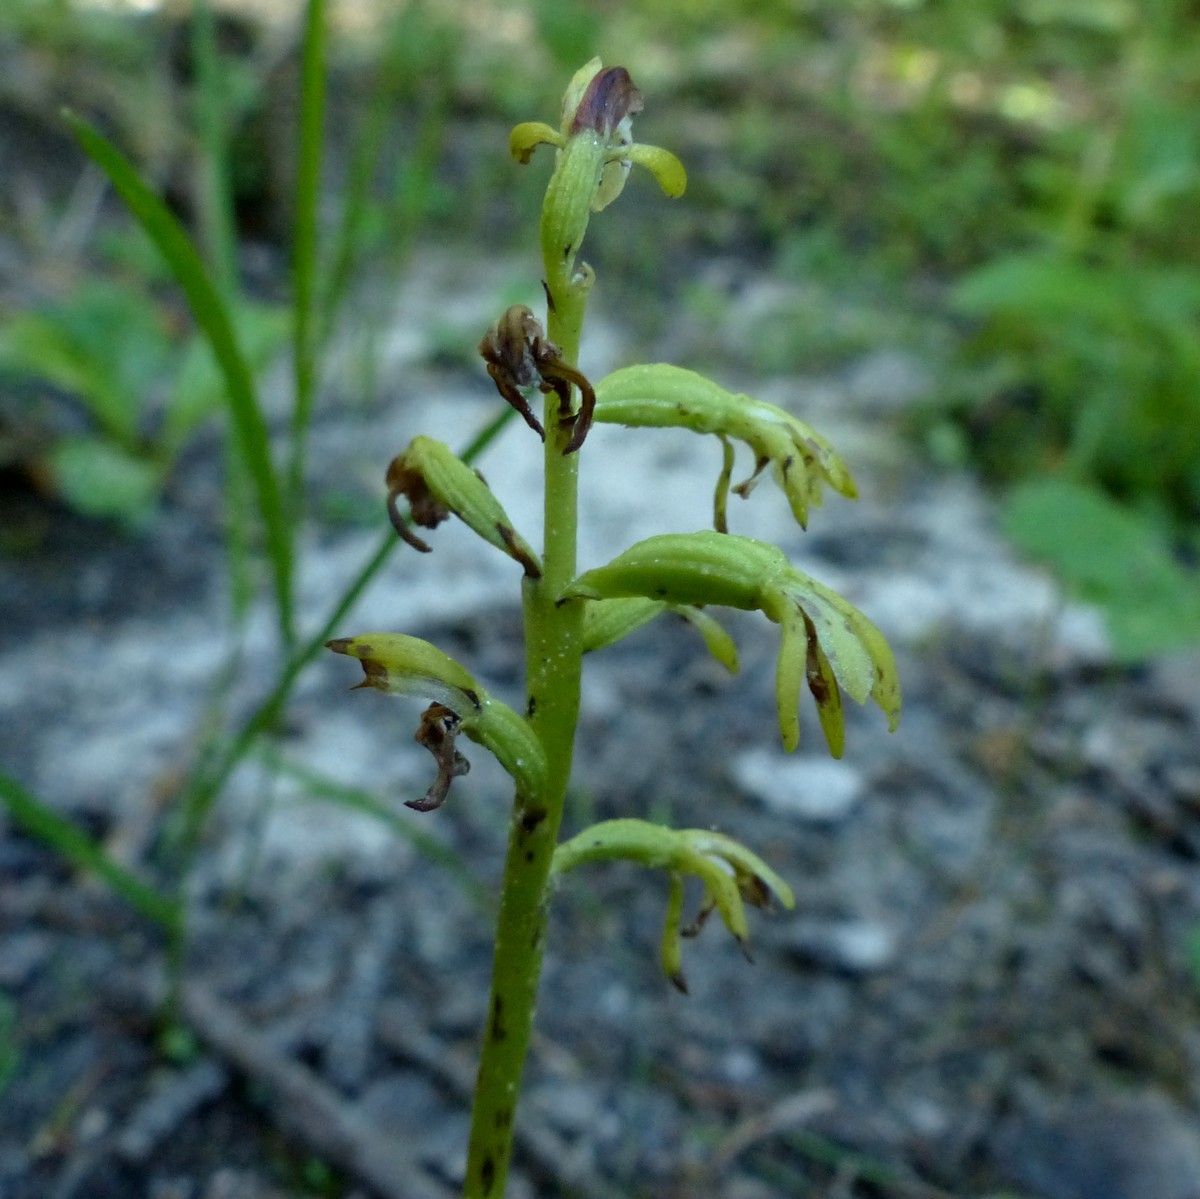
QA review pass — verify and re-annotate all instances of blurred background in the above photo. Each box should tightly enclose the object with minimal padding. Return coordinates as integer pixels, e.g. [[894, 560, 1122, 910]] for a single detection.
[[1, 2, 1199, 1197]]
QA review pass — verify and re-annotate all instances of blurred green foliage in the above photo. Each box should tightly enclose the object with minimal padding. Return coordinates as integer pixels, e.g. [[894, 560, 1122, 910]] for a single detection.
[[0, 993, 18, 1101], [1004, 479, 1200, 659], [0, 272, 286, 524], [0, 0, 1197, 648]]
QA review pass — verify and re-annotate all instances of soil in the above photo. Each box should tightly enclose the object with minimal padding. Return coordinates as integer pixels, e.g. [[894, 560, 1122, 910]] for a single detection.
[[2, 238, 1200, 1199]]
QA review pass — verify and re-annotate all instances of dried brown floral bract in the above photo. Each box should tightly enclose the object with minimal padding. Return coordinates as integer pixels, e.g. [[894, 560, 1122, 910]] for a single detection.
[[385, 454, 447, 553], [384, 436, 541, 577], [409, 703, 471, 812], [478, 304, 596, 453]]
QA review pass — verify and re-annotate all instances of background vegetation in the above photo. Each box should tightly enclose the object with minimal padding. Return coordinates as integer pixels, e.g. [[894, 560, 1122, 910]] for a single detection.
[[1, 0, 1196, 657]]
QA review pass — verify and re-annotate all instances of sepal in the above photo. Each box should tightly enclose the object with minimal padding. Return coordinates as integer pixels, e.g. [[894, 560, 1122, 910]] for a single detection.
[[552, 819, 794, 992]]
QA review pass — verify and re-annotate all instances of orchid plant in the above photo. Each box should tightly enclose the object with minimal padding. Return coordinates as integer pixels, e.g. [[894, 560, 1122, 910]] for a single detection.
[[327, 59, 900, 1199]]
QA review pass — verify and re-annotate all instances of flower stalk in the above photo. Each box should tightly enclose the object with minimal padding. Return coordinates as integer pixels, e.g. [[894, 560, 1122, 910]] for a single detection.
[[459, 177, 590, 1199]]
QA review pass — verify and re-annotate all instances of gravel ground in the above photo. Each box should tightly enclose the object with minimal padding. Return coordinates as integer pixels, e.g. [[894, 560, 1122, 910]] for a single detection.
[[2, 252, 1199, 1199]]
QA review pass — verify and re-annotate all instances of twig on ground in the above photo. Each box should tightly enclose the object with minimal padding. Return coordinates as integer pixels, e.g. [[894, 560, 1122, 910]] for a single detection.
[[705, 1087, 836, 1174], [115, 1059, 230, 1164], [107, 974, 451, 1199], [176, 981, 451, 1199]]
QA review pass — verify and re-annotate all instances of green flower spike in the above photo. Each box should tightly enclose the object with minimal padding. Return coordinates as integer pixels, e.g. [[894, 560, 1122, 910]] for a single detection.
[[326, 634, 546, 807], [592, 364, 857, 531], [563, 531, 900, 757], [386, 436, 541, 577], [552, 818, 795, 993]]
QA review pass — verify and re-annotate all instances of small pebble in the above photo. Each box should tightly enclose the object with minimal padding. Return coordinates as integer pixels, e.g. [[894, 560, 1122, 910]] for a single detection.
[[785, 918, 898, 975], [731, 749, 864, 824]]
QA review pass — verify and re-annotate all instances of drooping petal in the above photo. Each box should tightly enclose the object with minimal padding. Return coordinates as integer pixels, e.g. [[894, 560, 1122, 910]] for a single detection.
[[591, 364, 855, 532], [674, 607, 740, 674], [687, 830, 795, 912], [623, 142, 688, 198], [552, 819, 795, 983], [386, 437, 541, 577], [326, 635, 547, 797], [509, 121, 563, 165], [567, 532, 900, 754], [773, 607, 807, 753], [661, 873, 688, 993]]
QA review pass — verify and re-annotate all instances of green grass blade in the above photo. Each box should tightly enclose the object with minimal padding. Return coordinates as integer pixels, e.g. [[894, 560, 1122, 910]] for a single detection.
[[0, 771, 180, 931], [260, 750, 488, 910], [319, 76, 387, 345], [288, 0, 328, 516], [190, 1, 257, 622], [191, 0, 238, 298], [175, 404, 517, 852], [66, 112, 295, 649]]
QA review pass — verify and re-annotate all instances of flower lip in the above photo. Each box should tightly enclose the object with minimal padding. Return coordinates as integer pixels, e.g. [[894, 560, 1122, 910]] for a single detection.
[[569, 66, 644, 139]]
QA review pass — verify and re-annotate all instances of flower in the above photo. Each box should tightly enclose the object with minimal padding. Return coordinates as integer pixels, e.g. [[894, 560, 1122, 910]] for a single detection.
[[552, 819, 795, 993], [509, 57, 687, 213], [564, 531, 901, 757]]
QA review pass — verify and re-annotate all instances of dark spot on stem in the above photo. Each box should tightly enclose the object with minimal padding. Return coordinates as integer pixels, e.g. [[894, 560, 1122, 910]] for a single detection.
[[481, 1155, 496, 1194], [525, 695, 537, 718], [490, 996, 506, 1042], [494, 1107, 514, 1131], [524, 850, 535, 863], [519, 807, 547, 835]]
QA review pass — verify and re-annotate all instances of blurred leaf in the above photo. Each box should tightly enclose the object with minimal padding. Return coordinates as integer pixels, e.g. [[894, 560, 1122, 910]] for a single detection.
[[165, 303, 288, 451], [956, 253, 1200, 501], [1003, 478, 1200, 659], [288, 0, 328, 513], [48, 437, 162, 525], [530, 0, 599, 71], [1186, 925, 1200, 995], [0, 281, 171, 445], [954, 253, 1128, 328]]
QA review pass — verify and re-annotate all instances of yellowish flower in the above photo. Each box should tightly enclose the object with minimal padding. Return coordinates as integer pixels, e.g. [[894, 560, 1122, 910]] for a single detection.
[[509, 57, 686, 212]]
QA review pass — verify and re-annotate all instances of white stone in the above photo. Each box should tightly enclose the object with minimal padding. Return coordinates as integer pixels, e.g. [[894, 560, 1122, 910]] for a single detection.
[[731, 748, 864, 823]]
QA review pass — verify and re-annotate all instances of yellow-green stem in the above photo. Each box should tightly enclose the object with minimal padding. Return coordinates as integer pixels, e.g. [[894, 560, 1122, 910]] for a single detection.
[[462, 266, 589, 1197]]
